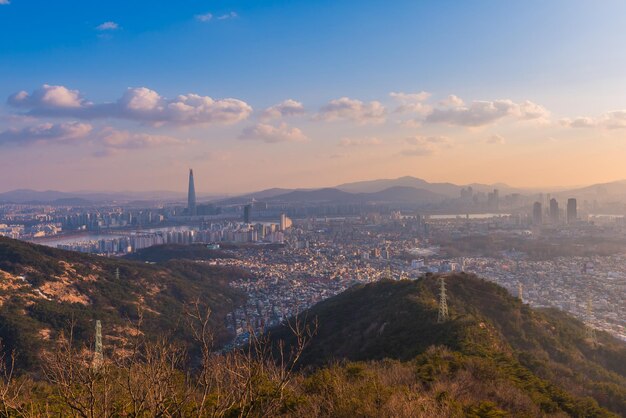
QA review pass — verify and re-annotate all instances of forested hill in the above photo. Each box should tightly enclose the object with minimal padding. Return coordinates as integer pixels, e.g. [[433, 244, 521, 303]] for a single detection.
[[124, 243, 235, 263], [270, 273, 626, 416], [0, 236, 247, 369]]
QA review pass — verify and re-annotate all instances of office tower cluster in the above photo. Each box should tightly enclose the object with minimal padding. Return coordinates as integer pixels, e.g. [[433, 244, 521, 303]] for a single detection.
[[532, 197, 577, 226]]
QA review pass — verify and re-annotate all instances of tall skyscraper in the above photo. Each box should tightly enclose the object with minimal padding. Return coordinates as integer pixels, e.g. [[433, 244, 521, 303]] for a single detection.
[[549, 198, 559, 224], [567, 198, 577, 224], [280, 213, 292, 231], [243, 204, 252, 224], [187, 169, 197, 217], [487, 189, 499, 211], [532, 201, 542, 225]]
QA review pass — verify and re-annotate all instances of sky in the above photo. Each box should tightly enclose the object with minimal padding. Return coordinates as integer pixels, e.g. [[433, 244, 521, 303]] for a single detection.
[[2, 0, 626, 194]]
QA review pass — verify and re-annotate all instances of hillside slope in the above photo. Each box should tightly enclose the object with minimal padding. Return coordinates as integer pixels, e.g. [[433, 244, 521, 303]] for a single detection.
[[124, 243, 234, 263], [270, 273, 626, 416], [0, 237, 246, 369]]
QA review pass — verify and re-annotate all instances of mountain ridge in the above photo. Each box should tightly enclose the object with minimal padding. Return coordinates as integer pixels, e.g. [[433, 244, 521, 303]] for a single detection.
[[7, 177, 626, 205], [0, 236, 245, 369], [269, 273, 626, 416]]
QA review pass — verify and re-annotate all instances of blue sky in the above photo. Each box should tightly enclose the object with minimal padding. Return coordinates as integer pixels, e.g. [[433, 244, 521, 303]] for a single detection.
[[1, 1, 626, 192]]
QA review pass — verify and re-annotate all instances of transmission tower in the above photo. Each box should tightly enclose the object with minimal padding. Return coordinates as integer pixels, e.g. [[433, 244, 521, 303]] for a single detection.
[[585, 297, 597, 346], [93, 320, 103, 369], [115, 267, 120, 280], [437, 276, 449, 323], [518, 282, 524, 303]]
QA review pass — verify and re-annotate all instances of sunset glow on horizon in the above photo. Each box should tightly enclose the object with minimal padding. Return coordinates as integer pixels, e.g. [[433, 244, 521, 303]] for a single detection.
[[2, 0, 626, 193]]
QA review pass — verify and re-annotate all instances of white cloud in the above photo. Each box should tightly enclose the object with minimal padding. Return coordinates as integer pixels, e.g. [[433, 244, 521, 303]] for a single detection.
[[339, 137, 382, 147], [8, 84, 84, 109], [560, 117, 596, 128], [100, 128, 188, 150], [163, 92, 252, 124], [400, 135, 451, 156], [119, 87, 161, 112], [239, 122, 307, 143], [390, 91, 432, 115], [561, 111, 626, 129], [426, 99, 549, 127], [96, 21, 119, 31], [486, 134, 506, 145], [0, 122, 92, 145], [0, 0, 10, 5], [195, 13, 213, 22], [217, 11, 238, 20], [604, 111, 626, 129], [390, 91, 430, 102], [517, 100, 550, 120], [8, 85, 253, 126], [316, 97, 386, 124], [261, 99, 305, 120], [0, 120, 188, 153], [439, 95, 465, 107]]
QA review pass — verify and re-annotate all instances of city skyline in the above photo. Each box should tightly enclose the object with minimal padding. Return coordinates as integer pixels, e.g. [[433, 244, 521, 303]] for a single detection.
[[3, 1, 626, 193]]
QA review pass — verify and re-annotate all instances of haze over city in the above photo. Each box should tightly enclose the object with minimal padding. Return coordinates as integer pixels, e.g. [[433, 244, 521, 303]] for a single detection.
[[3, 1, 626, 193], [1, 2, 626, 417]]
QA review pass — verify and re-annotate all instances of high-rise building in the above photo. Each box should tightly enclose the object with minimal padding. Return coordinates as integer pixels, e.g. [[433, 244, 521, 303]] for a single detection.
[[187, 169, 197, 217], [567, 198, 577, 224], [280, 213, 292, 231], [243, 204, 252, 224], [532, 201, 542, 225], [487, 189, 500, 211], [549, 198, 559, 224]]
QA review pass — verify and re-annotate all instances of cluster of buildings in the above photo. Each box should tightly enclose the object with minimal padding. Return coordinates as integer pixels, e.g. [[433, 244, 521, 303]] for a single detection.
[[0, 223, 63, 239], [56, 222, 290, 254], [459, 255, 625, 340], [204, 213, 626, 345], [2, 170, 624, 344], [533, 197, 578, 225], [0, 223, 25, 239]]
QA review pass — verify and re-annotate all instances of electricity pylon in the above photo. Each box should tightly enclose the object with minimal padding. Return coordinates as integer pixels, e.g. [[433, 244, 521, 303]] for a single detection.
[[437, 276, 449, 323], [518, 282, 524, 303], [115, 267, 120, 281], [93, 320, 103, 369]]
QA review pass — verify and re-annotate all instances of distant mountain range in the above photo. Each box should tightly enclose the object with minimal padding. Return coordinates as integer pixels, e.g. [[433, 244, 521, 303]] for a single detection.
[[4, 177, 626, 206], [215, 177, 510, 206], [263, 186, 447, 205], [228, 176, 626, 205], [335, 176, 513, 196], [0, 189, 225, 205], [553, 179, 626, 201]]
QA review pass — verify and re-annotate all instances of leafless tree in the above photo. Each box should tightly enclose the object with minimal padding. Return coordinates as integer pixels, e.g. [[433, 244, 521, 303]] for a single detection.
[[185, 300, 317, 417], [113, 309, 192, 417], [0, 341, 26, 416], [40, 320, 114, 418], [14, 302, 318, 417]]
